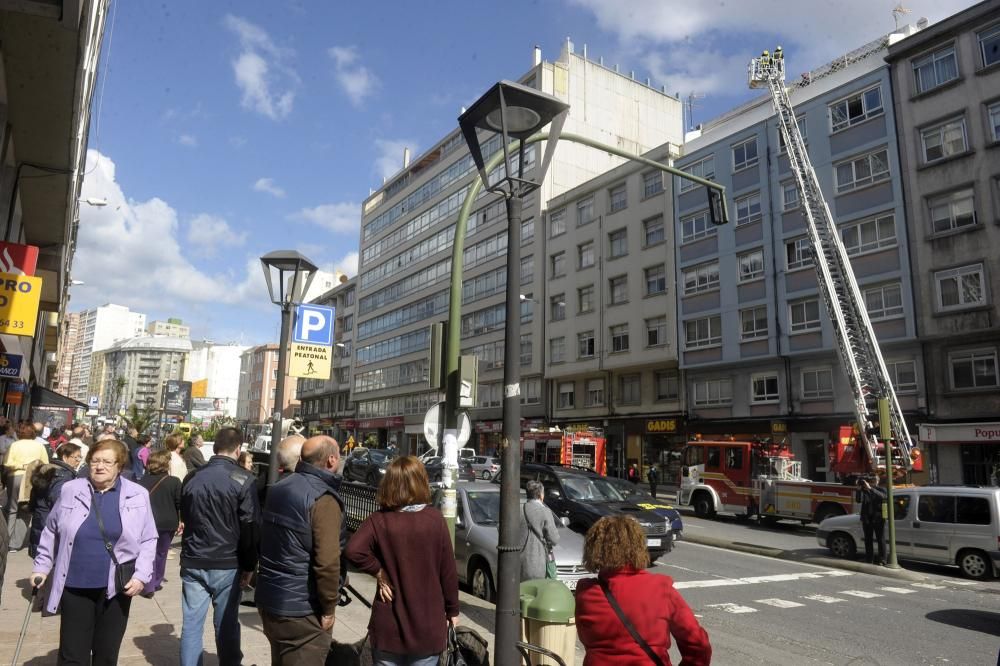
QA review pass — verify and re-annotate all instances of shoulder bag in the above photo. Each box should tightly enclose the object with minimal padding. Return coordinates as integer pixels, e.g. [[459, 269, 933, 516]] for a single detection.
[[91, 487, 137, 594], [523, 504, 557, 579], [599, 578, 665, 666]]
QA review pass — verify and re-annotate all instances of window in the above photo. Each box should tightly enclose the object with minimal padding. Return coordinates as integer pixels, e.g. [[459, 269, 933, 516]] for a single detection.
[[550, 294, 566, 321], [693, 378, 732, 406], [935, 263, 986, 310], [921, 117, 967, 162], [645, 265, 666, 295], [739, 249, 764, 282], [679, 156, 715, 192], [888, 360, 917, 393], [789, 299, 821, 333], [520, 294, 533, 323], [550, 337, 566, 363], [610, 324, 629, 353], [644, 216, 665, 246], [619, 374, 641, 405], [981, 24, 1000, 67], [680, 210, 715, 243], [836, 149, 890, 193], [989, 102, 1000, 142], [740, 306, 768, 340], [778, 116, 807, 152], [550, 252, 566, 277], [578, 285, 595, 313], [609, 229, 628, 258], [864, 282, 903, 320], [586, 378, 605, 407], [732, 137, 759, 171], [655, 371, 679, 400], [786, 237, 812, 270], [841, 212, 896, 255], [578, 242, 595, 269], [734, 192, 762, 227], [918, 495, 955, 523], [578, 331, 595, 359], [913, 46, 959, 94], [782, 182, 800, 211], [646, 316, 667, 347], [521, 217, 535, 243], [549, 208, 566, 237], [609, 275, 628, 305], [643, 171, 663, 198], [520, 255, 534, 284], [557, 382, 575, 409], [577, 197, 595, 226], [957, 497, 991, 525], [830, 86, 883, 132], [929, 188, 976, 233], [802, 368, 834, 399], [751, 374, 780, 403], [520, 334, 532, 365], [950, 349, 999, 389], [726, 447, 744, 471], [609, 183, 627, 212], [683, 262, 720, 295], [685, 315, 722, 349]]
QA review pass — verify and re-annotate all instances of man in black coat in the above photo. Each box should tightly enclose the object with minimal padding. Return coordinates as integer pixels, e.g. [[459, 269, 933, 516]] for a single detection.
[[647, 465, 660, 498], [856, 474, 887, 565]]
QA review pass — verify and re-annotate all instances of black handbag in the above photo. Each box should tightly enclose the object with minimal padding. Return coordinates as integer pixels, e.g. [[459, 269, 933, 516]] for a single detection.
[[444, 625, 469, 666], [91, 487, 137, 594], [599, 578, 665, 666]]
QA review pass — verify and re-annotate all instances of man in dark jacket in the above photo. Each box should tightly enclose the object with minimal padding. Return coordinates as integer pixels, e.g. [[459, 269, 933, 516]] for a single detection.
[[179, 427, 260, 666], [183, 434, 207, 472], [647, 464, 660, 498], [256, 435, 344, 664], [856, 474, 887, 565]]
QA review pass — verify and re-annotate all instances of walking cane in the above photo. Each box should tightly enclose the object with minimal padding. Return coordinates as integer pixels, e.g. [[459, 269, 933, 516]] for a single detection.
[[11, 583, 38, 666]]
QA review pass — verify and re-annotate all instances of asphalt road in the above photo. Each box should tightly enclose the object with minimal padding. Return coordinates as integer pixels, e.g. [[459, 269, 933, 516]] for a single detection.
[[651, 542, 1000, 665]]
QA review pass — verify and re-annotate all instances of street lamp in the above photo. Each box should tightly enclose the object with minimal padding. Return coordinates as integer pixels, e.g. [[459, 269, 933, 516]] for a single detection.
[[459, 81, 569, 666], [260, 250, 318, 486]]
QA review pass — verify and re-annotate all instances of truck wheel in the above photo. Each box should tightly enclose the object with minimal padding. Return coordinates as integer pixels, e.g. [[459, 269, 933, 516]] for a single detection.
[[957, 549, 992, 580], [469, 561, 496, 602], [827, 531, 856, 559], [813, 504, 845, 525], [693, 492, 715, 519]]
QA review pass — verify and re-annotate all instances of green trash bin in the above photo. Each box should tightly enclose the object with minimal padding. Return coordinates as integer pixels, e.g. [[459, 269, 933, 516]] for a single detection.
[[519, 579, 576, 666]]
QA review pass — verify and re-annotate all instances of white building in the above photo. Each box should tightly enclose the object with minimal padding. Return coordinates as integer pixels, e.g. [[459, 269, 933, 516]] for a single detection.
[[66, 303, 147, 402], [91, 335, 191, 413], [185, 341, 249, 418], [148, 318, 190, 338]]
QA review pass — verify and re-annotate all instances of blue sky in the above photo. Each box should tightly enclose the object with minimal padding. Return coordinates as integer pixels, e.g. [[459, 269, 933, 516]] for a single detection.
[[71, 0, 977, 345]]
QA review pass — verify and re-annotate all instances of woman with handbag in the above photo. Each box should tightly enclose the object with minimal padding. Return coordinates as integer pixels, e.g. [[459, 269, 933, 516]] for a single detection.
[[521, 480, 560, 580], [575, 516, 711, 666], [137, 449, 183, 596], [30, 438, 158, 665]]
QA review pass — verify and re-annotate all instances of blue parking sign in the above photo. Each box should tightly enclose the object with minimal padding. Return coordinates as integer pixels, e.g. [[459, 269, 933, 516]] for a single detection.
[[293, 304, 335, 346]]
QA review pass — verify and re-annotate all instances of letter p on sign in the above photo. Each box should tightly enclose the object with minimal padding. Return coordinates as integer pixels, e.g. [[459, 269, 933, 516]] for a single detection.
[[293, 304, 335, 346]]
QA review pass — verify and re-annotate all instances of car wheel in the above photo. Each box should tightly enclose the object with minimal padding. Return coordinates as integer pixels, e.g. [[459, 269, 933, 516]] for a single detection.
[[481, 470, 491, 480], [692, 492, 715, 519], [827, 531, 857, 559], [957, 549, 992, 580], [469, 561, 495, 602]]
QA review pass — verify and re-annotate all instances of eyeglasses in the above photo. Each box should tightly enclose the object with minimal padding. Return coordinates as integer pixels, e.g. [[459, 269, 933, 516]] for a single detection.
[[90, 459, 119, 468]]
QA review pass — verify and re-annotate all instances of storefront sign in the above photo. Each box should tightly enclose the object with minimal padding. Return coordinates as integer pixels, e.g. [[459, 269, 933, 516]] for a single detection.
[[919, 423, 1000, 442], [771, 421, 787, 434], [0, 242, 39, 275], [5, 381, 25, 405], [646, 419, 677, 433], [0, 273, 42, 336], [0, 352, 23, 378], [356, 416, 404, 430]]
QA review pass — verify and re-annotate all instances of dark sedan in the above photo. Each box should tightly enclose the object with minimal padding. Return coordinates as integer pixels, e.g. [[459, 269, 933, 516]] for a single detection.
[[604, 477, 683, 540], [342, 447, 396, 486], [422, 456, 477, 484]]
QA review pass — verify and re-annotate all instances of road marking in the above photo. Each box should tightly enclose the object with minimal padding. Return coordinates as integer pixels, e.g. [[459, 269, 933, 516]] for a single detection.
[[911, 583, 946, 590], [755, 598, 805, 608], [840, 590, 883, 598], [947, 581, 977, 586], [675, 570, 851, 589], [879, 586, 917, 594], [706, 603, 757, 614], [802, 594, 844, 603]]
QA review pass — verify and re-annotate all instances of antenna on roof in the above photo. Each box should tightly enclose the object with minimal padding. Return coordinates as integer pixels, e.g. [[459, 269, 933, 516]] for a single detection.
[[685, 92, 706, 132], [892, 2, 911, 30]]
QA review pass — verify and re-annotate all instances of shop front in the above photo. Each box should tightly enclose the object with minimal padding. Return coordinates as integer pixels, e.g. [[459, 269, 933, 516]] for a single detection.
[[642, 417, 687, 490], [355, 416, 404, 450], [919, 422, 1000, 486], [473, 418, 553, 459]]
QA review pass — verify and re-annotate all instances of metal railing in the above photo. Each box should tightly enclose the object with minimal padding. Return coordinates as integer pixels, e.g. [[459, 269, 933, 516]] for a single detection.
[[338, 480, 380, 531]]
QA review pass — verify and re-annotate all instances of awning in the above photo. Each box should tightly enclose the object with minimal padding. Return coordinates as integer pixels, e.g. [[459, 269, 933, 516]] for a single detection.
[[30, 385, 88, 410], [918, 422, 1000, 443]]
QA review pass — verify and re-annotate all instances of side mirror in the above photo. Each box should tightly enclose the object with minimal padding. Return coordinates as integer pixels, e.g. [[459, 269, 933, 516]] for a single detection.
[[559, 516, 570, 527], [546, 489, 562, 501]]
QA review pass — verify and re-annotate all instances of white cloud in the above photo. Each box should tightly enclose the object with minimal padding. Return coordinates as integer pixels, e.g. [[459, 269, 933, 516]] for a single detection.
[[177, 133, 198, 147], [328, 45, 379, 107], [224, 14, 298, 120], [373, 138, 418, 181], [253, 177, 286, 198], [186, 213, 248, 256], [333, 251, 359, 278], [289, 202, 360, 234]]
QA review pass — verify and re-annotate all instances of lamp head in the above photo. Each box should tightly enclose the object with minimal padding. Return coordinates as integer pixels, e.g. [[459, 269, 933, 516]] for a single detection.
[[260, 250, 319, 306]]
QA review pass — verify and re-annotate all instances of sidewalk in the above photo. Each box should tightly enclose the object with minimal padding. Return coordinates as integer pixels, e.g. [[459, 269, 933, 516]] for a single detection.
[[0, 541, 505, 665]]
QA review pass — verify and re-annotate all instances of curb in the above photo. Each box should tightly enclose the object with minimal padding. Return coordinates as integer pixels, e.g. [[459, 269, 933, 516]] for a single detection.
[[681, 533, 929, 582]]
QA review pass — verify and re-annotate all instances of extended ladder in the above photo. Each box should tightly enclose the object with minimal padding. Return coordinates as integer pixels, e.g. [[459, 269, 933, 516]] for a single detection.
[[747, 50, 913, 471]]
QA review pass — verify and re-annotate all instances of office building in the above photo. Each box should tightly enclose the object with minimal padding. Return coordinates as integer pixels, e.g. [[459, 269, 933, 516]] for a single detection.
[[66, 303, 147, 403], [91, 335, 191, 413], [148, 318, 190, 338]]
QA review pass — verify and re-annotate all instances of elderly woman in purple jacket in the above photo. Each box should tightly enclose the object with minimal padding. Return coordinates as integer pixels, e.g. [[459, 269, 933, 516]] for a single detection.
[[31, 439, 157, 666]]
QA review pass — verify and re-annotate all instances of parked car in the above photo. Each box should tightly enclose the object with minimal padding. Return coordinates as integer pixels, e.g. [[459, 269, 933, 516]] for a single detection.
[[817, 485, 1000, 580], [604, 477, 683, 540], [342, 447, 397, 486], [423, 456, 477, 484], [433, 482, 588, 602], [470, 456, 501, 480]]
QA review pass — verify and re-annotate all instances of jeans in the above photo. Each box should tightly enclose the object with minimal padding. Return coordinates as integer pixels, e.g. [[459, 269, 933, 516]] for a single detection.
[[180, 567, 243, 666], [373, 652, 440, 666]]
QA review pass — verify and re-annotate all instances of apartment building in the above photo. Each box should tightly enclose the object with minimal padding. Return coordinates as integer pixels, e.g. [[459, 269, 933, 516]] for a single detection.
[[52, 312, 80, 397], [886, 0, 1000, 485], [184, 340, 249, 418], [671, 29, 925, 481], [148, 318, 190, 338], [543, 143, 683, 478], [297, 275, 357, 444], [91, 335, 191, 413], [352, 40, 684, 453], [66, 304, 147, 403], [236, 343, 299, 428]]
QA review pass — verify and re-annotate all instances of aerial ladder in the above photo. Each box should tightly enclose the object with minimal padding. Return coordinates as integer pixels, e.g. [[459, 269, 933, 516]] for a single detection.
[[748, 48, 914, 473]]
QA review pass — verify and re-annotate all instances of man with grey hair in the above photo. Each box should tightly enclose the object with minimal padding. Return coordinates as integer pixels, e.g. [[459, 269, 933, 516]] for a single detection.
[[520, 480, 560, 581], [275, 434, 305, 482]]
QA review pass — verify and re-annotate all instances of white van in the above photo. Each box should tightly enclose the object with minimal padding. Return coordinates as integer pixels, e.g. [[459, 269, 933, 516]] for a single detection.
[[817, 485, 1000, 580]]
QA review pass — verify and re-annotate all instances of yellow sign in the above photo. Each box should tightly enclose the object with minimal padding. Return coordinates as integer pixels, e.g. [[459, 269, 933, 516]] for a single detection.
[[771, 421, 787, 434], [646, 419, 677, 433], [0, 273, 42, 336], [191, 378, 208, 398], [288, 342, 332, 379]]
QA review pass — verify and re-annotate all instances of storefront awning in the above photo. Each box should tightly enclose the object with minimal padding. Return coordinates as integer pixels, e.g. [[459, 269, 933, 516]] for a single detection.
[[918, 422, 1000, 443], [30, 385, 88, 410]]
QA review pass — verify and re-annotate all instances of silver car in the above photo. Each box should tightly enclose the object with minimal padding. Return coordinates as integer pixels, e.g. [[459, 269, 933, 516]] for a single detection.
[[469, 455, 501, 480], [435, 482, 588, 602]]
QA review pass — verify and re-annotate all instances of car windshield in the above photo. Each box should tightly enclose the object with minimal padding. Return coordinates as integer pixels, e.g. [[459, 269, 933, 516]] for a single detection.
[[606, 477, 645, 498], [369, 450, 393, 463], [559, 475, 627, 501], [467, 491, 502, 525]]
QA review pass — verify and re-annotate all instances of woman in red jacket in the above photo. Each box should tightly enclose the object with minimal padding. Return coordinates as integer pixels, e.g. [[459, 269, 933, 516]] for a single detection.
[[576, 516, 711, 665]]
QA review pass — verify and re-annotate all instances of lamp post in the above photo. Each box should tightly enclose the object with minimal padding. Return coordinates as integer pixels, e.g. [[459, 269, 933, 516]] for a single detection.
[[260, 250, 318, 486], [459, 80, 569, 666]]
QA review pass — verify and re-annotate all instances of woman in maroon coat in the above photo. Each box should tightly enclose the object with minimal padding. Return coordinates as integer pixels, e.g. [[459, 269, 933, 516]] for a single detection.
[[576, 516, 712, 665], [346, 456, 459, 665]]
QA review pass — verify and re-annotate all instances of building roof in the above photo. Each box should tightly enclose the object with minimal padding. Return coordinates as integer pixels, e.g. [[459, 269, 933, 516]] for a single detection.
[[107, 335, 193, 352], [885, 0, 998, 60]]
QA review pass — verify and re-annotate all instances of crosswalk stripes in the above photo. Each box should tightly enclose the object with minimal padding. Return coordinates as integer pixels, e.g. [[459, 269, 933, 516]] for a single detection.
[[911, 583, 946, 590], [838, 590, 884, 598], [755, 598, 805, 608], [878, 586, 917, 594], [801, 594, 844, 603], [706, 603, 757, 614]]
